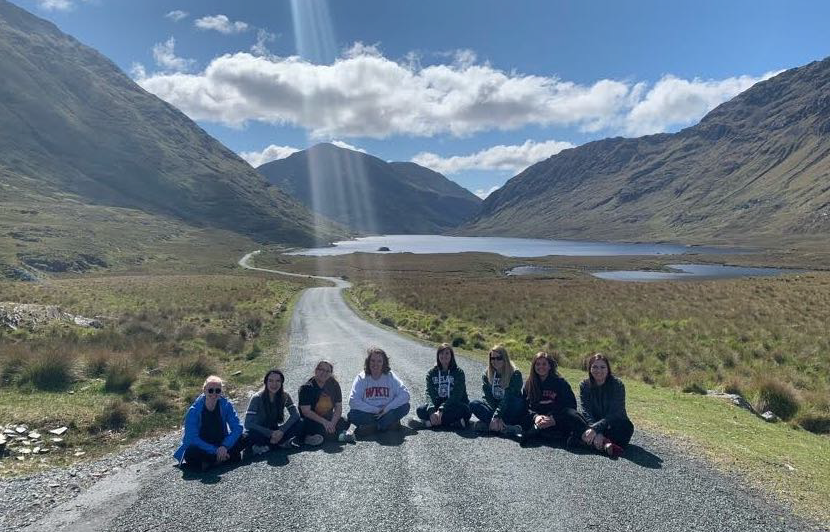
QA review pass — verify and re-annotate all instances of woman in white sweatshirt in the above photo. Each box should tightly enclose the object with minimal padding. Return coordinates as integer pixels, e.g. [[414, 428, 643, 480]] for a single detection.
[[348, 347, 411, 437]]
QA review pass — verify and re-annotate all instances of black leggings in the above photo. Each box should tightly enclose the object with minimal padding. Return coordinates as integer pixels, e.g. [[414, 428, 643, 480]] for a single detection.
[[302, 416, 349, 440], [597, 418, 635, 448], [416, 401, 472, 426], [183, 435, 247, 469], [524, 408, 588, 440]]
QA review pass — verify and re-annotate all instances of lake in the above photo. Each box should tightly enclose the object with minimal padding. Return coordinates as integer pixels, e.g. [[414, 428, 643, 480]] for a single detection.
[[288, 234, 739, 257], [592, 264, 802, 282]]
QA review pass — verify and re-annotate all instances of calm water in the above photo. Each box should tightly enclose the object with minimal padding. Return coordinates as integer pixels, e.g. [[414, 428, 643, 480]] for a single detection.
[[506, 266, 558, 276], [289, 235, 737, 257], [592, 264, 801, 282]]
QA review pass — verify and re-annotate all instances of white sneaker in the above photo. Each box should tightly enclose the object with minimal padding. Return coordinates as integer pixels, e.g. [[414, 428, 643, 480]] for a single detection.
[[252, 444, 269, 455], [304, 434, 324, 446], [337, 431, 356, 443]]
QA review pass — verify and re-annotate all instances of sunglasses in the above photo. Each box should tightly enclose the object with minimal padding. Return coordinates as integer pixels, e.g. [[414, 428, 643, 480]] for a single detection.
[[206, 387, 222, 394], [490, 356, 504, 361]]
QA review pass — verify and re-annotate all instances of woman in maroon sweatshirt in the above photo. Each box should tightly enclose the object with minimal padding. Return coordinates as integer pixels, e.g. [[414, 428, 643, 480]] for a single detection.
[[521, 352, 588, 445]]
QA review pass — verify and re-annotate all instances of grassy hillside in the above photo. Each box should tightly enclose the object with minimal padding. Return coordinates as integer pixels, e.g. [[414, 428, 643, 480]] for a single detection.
[[462, 57, 830, 247], [258, 143, 482, 234]]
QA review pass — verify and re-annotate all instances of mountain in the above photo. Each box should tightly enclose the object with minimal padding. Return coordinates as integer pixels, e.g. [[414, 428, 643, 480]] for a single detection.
[[462, 58, 830, 246], [0, 0, 340, 276], [257, 143, 482, 234]]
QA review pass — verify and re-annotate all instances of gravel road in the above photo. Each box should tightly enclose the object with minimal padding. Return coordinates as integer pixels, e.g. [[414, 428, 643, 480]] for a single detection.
[[5, 255, 823, 531]]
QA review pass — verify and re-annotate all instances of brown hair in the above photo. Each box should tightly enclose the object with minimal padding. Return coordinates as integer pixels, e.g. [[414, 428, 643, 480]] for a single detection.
[[364, 347, 391, 375], [435, 343, 458, 371], [261, 369, 287, 422], [586, 352, 613, 386], [486, 345, 516, 384], [524, 352, 559, 405], [314, 359, 340, 389]]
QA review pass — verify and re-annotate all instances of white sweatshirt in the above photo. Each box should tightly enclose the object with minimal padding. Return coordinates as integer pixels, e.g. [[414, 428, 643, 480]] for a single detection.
[[348, 371, 411, 414]]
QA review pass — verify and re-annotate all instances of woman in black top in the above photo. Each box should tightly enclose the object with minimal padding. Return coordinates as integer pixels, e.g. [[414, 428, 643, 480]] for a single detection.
[[579, 353, 634, 458], [243, 369, 301, 455], [522, 352, 588, 444]]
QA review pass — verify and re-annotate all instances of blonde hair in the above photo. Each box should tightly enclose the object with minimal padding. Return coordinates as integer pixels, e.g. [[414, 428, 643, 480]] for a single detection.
[[486, 345, 516, 384], [202, 375, 224, 389]]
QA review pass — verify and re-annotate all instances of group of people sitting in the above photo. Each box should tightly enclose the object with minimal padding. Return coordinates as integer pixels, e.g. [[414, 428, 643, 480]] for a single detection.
[[173, 344, 634, 470]]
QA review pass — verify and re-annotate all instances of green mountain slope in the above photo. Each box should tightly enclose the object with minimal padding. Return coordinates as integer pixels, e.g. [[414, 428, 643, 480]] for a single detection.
[[462, 57, 830, 246], [0, 0, 340, 277], [257, 143, 482, 234]]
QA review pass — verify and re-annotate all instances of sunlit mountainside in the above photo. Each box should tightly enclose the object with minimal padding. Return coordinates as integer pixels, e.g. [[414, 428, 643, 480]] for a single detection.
[[0, 0, 343, 278], [462, 57, 830, 247], [257, 143, 482, 234]]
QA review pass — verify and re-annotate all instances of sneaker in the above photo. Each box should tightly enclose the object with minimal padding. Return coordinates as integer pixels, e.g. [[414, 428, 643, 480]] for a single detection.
[[337, 430, 356, 444], [605, 442, 624, 458], [354, 424, 377, 438], [251, 444, 270, 456], [473, 420, 489, 432], [278, 437, 295, 449], [304, 434, 324, 446], [503, 424, 523, 437], [407, 418, 431, 429]]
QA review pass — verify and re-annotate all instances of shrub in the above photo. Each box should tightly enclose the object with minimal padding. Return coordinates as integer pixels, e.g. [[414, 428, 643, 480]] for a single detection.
[[92, 399, 130, 432], [380, 316, 397, 328], [0, 348, 28, 384], [755, 378, 800, 421], [104, 358, 138, 393], [134, 377, 165, 401], [177, 354, 215, 379], [84, 350, 110, 378], [722, 377, 745, 397], [246, 344, 262, 361], [451, 336, 466, 347], [795, 411, 830, 434], [204, 331, 232, 350], [20, 350, 75, 391], [681, 382, 707, 395]]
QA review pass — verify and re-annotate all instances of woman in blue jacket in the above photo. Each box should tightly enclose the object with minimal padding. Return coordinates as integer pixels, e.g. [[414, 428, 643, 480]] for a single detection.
[[173, 375, 245, 470]]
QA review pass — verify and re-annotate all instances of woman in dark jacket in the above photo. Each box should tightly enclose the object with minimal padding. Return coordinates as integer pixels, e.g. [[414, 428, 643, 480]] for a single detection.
[[412, 343, 471, 429], [243, 369, 301, 454], [521, 352, 588, 444], [469, 345, 525, 436], [579, 353, 634, 458]]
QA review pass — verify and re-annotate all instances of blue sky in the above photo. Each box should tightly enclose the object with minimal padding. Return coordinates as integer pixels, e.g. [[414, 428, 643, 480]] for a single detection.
[[15, 0, 830, 198]]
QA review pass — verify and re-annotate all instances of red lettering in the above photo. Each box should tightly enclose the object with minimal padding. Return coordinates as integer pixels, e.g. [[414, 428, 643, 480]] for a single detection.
[[365, 386, 390, 398]]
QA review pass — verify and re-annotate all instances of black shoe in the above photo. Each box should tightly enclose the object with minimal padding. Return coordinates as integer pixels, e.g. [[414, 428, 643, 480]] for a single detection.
[[519, 427, 538, 446]]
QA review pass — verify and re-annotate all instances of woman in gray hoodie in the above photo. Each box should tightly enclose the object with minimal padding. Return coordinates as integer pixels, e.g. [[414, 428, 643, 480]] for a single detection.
[[244, 369, 301, 455]]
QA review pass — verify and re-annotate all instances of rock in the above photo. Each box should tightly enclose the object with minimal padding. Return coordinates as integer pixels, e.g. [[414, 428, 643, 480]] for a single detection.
[[761, 411, 780, 423], [32, 447, 40, 454], [15, 426, 27, 434], [231, 370, 242, 377], [72, 315, 103, 328], [48, 427, 68, 436], [17, 448, 32, 454], [73, 451, 85, 457], [706, 391, 757, 415], [28, 431, 41, 439], [50, 438, 64, 444], [377, 246, 391, 251]]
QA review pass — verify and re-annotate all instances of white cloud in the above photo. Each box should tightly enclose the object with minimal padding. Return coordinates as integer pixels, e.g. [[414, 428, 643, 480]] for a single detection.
[[152, 37, 195, 73], [130, 62, 147, 80], [136, 42, 771, 140], [330, 140, 366, 153], [239, 145, 300, 167], [195, 15, 249, 35], [36, 0, 74, 11], [412, 139, 574, 175], [251, 29, 276, 57], [165, 10, 189, 22], [623, 72, 779, 136], [474, 186, 500, 199]]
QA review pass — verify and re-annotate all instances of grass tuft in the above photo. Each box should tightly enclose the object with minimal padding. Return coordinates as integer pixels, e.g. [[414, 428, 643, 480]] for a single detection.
[[103, 358, 138, 393], [755, 378, 800, 420], [20, 350, 75, 391]]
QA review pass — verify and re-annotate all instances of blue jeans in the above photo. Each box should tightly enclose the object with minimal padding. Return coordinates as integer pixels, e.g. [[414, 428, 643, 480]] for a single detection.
[[469, 396, 526, 426], [347, 403, 410, 431]]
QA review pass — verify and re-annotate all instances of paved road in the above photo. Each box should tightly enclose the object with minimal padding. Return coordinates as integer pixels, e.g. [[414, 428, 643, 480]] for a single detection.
[[26, 254, 819, 531]]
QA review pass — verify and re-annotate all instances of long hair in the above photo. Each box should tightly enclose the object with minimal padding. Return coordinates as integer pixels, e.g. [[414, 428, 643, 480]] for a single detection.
[[314, 359, 340, 390], [261, 369, 287, 422], [486, 345, 516, 385], [524, 352, 559, 405], [586, 352, 613, 387], [435, 343, 458, 371], [364, 347, 391, 375]]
